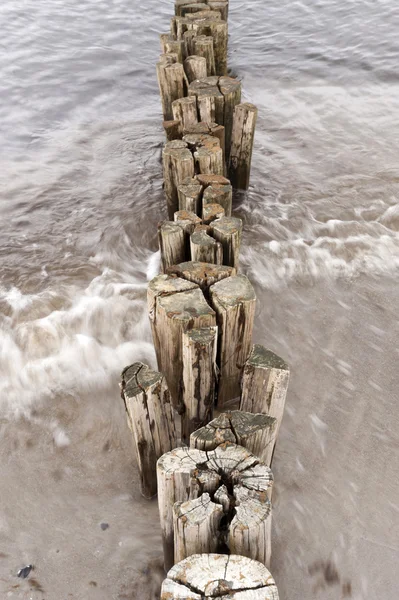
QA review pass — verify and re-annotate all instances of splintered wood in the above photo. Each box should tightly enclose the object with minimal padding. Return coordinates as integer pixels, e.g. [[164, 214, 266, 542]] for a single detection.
[[161, 554, 279, 599], [157, 442, 273, 570], [190, 410, 277, 466], [120, 362, 176, 499]]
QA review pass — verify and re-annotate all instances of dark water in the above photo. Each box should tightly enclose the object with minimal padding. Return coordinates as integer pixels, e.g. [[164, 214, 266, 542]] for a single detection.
[[1, 0, 399, 598]]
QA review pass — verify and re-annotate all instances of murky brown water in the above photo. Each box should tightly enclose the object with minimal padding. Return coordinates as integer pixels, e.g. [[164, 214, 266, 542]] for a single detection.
[[1, 0, 399, 598]]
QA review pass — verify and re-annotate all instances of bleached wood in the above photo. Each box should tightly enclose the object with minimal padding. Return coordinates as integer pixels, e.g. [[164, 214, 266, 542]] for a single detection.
[[181, 326, 218, 442], [158, 221, 187, 273], [229, 485, 272, 567], [166, 261, 235, 291], [158, 442, 273, 571], [172, 96, 199, 135], [190, 410, 277, 467], [240, 344, 290, 444], [203, 182, 232, 216], [164, 62, 187, 119], [185, 16, 227, 75], [177, 178, 203, 214], [229, 103, 258, 190], [209, 275, 256, 406], [194, 35, 216, 76], [173, 493, 223, 563], [120, 362, 176, 499], [157, 447, 208, 570], [163, 140, 195, 219], [190, 229, 223, 264], [202, 202, 225, 224], [148, 275, 216, 409], [184, 54, 207, 83], [195, 144, 224, 175], [175, 0, 202, 17], [161, 554, 279, 599], [210, 216, 242, 269]]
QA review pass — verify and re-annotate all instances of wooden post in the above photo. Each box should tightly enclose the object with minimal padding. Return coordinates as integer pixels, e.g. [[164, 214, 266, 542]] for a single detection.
[[163, 140, 195, 219], [186, 16, 227, 75], [184, 54, 207, 82], [164, 38, 185, 63], [189, 77, 224, 124], [173, 494, 223, 564], [203, 182, 232, 216], [160, 62, 187, 120], [190, 410, 277, 466], [161, 554, 279, 600], [229, 485, 273, 568], [147, 275, 216, 410], [157, 442, 273, 572], [190, 229, 223, 264], [175, 0, 202, 17], [210, 216, 242, 269], [172, 96, 198, 135], [219, 76, 242, 155], [209, 275, 256, 407], [120, 362, 177, 499], [202, 202, 225, 224], [166, 261, 235, 292], [194, 35, 216, 76], [181, 326, 218, 443], [195, 144, 224, 175], [207, 0, 229, 21], [229, 102, 258, 190], [177, 177, 203, 214], [163, 119, 181, 141], [158, 221, 187, 273], [240, 344, 290, 441], [157, 446, 208, 571]]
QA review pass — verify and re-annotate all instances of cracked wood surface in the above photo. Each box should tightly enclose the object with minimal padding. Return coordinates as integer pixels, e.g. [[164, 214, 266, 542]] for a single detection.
[[161, 553, 279, 599]]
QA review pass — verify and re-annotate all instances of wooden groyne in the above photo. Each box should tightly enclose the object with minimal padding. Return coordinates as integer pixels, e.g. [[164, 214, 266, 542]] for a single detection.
[[119, 0, 290, 596]]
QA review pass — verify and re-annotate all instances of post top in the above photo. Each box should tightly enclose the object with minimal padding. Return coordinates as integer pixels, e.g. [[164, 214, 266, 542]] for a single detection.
[[248, 344, 289, 371]]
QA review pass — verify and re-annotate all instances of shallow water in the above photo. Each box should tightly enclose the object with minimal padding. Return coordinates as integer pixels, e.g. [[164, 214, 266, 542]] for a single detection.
[[1, 0, 399, 598]]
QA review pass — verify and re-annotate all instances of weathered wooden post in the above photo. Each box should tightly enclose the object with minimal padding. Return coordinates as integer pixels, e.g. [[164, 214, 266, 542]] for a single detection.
[[194, 35, 216, 75], [172, 96, 198, 134], [166, 261, 235, 291], [173, 494, 223, 564], [190, 229, 223, 264], [209, 275, 256, 407], [189, 76, 224, 124], [184, 54, 207, 82], [177, 177, 203, 214], [181, 326, 218, 443], [229, 102, 258, 189], [120, 363, 177, 499], [203, 182, 232, 216], [202, 202, 225, 223], [157, 442, 273, 571], [157, 60, 187, 120], [240, 344, 290, 441], [208, 0, 229, 20], [196, 173, 230, 187], [219, 76, 242, 154], [190, 410, 277, 466], [210, 216, 242, 269], [148, 275, 216, 410], [163, 140, 195, 219], [158, 221, 186, 273], [157, 446, 209, 570], [161, 554, 279, 600]]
